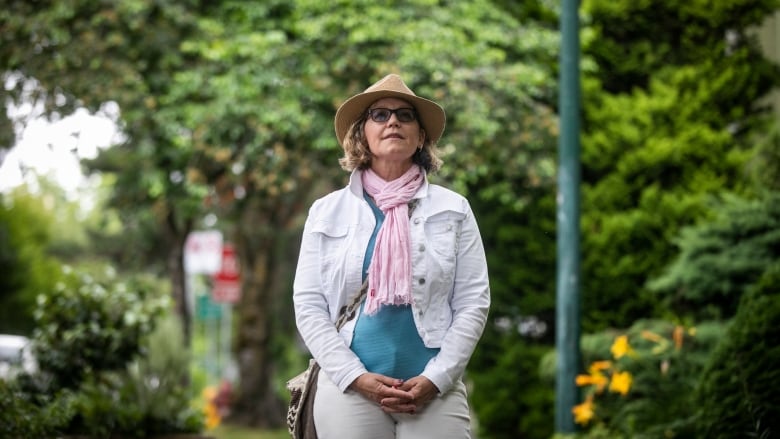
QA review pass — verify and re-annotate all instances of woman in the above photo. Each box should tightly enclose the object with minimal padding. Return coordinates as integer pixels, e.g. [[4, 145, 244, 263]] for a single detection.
[[293, 74, 490, 438]]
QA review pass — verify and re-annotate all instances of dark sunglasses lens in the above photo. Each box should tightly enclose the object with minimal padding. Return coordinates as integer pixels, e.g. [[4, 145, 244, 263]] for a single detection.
[[371, 109, 391, 122], [369, 108, 416, 123], [396, 109, 415, 122]]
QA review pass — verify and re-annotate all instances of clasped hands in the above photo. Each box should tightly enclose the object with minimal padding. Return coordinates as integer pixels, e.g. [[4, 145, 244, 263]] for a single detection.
[[349, 372, 439, 414]]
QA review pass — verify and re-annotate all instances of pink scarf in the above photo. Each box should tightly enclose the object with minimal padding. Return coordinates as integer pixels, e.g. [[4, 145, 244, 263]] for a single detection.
[[361, 165, 423, 315]]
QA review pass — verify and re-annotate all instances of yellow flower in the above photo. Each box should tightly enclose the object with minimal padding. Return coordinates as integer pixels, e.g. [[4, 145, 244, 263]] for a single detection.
[[673, 325, 685, 350], [588, 360, 612, 374], [202, 385, 221, 430], [572, 394, 595, 426], [204, 402, 221, 430], [640, 330, 663, 343], [203, 385, 218, 398], [609, 371, 633, 395], [576, 369, 609, 393], [610, 335, 634, 359]]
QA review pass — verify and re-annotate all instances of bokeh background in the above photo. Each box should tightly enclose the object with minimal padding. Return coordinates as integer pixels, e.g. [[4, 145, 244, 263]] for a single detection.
[[1, 1, 779, 438]]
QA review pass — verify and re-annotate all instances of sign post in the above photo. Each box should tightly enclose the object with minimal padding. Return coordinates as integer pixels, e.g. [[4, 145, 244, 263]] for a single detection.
[[211, 242, 241, 380], [212, 242, 241, 304]]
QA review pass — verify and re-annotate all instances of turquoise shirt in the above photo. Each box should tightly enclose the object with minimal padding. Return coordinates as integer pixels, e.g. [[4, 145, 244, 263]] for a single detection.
[[350, 193, 440, 380]]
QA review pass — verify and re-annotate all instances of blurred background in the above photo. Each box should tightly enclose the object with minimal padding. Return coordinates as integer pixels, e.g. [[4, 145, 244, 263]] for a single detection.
[[1, 1, 779, 438]]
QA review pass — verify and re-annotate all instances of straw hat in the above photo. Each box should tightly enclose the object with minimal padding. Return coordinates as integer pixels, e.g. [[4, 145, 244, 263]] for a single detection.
[[334, 74, 446, 147]]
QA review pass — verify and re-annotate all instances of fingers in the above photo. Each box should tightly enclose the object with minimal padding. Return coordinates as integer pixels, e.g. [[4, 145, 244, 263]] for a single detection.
[[380, 400, 417, 414], [351, 373, 429, 414], [396, 376, 438, 406], [376, 375, 404, 388], [351, 373, 414, 404], [380, 395, 417, 414]]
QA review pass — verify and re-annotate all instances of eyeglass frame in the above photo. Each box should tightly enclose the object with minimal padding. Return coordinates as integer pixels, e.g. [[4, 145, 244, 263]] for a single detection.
[[365, 107, 419, 123]]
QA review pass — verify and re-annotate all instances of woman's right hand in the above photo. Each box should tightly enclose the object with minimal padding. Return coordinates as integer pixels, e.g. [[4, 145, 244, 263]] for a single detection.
[[348, 372, 416, 412]]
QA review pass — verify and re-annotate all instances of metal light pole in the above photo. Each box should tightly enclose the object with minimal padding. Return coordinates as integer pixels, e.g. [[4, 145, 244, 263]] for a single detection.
[[555, 0, 582, 433]]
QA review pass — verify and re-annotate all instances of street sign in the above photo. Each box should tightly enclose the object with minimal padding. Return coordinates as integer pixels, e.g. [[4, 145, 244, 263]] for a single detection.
[[212, 242, 241, 303], [196, 293, 223, 320], [185, 230, 223, 274]]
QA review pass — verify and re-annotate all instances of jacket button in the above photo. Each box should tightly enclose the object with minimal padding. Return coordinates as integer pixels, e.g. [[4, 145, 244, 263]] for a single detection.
[[414, 218, 421, 225], [418, 278, 426, 285], [419, 244, 425, 252]]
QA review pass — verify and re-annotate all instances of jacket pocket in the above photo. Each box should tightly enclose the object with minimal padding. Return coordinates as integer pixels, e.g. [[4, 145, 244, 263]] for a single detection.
[[424, 211, 465, 283], [425, 211, 464, 260], [311, 221, 350, 285]]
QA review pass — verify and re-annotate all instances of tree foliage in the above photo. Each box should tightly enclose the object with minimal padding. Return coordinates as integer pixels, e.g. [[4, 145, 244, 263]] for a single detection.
[[578, 0, 780, 331], [146, 0, 561, 427], [694, 263, 780, 438], [0, 187, 63, 334], [4, 0, 780, 436], [649, 193, 780, 320], [3, 0, 561, 429]]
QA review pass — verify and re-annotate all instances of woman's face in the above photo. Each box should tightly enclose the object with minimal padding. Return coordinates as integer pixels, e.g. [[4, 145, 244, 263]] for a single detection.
[[364, 97, 425, 167]]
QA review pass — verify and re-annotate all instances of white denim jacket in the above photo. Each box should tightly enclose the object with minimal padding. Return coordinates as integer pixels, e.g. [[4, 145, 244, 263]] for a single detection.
[[293, 169, 490, 394]]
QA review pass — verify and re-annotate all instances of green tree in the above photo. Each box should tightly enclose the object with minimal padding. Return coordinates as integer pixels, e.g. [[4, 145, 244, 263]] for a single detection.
[[0, 185, 63, 334], [648, 193, 780, 320], [3, 0, 561, 429], [2, 0, 209, 346], [579, 0, 780, 330], [159, 0, 561, 427]]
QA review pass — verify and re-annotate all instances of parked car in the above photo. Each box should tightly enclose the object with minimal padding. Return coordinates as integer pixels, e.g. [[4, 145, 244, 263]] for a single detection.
[[0, 334, 36, 380]]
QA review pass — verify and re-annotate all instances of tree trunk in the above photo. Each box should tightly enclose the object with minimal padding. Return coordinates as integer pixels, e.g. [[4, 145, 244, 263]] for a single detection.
[[164, 208, 193, 347], [227, 172, 330, 427], [229, 224, 287, 427]]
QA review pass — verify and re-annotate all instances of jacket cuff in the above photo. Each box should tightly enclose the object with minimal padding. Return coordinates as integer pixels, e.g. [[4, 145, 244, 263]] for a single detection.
[[336, 366, 368, 393], [422, 369, 453, 395]]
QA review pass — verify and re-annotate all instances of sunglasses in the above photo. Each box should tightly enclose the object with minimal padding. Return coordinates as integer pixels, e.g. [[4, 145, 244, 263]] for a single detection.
[[366, 107, 418, 123]]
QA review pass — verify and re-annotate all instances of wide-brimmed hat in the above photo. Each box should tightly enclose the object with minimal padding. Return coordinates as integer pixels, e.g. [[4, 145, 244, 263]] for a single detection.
[[334, 74, 446, 147]]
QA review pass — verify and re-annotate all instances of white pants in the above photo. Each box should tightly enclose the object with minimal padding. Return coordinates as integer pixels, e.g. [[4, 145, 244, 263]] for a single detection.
[[313, 371, 472, 439]]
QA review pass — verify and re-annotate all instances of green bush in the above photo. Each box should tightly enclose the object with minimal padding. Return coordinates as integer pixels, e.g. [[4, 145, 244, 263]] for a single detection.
[[0, 379, 73, 438], [554, 319, 725, 438], [694, 263, 780, 438], [648, 193, 780, 321], [0, 190, 64, 334], [469, 334, 555, 439], [124, 314, 204, 435], [0, 269, 204, 437], [31, 270, 167, 390]]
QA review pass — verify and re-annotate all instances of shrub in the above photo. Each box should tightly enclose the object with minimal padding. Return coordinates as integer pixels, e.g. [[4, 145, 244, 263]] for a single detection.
[[470, 335, 555, 439], [694, 263, 780, 438], [63, 314, 204, 438], [558, 319, 725, 438], [32, 270, 168, 391], [0, 379, 73, 438], [1, 268, 205, 437]]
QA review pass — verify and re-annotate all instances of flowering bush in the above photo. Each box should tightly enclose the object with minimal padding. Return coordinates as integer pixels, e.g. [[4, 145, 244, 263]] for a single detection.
[[570, 319, 724, 438]]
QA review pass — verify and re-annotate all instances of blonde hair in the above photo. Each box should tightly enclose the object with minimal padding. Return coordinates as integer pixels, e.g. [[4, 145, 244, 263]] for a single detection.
[[338, 112, 443, 173]]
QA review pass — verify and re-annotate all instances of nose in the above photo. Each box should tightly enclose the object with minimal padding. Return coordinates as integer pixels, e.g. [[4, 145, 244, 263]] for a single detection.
[[385, 113, 401, 126]]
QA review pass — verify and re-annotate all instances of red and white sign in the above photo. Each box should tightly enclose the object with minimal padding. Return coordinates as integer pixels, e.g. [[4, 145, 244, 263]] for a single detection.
[[184, 230, 223, 274], [212, 242, 241, 303]]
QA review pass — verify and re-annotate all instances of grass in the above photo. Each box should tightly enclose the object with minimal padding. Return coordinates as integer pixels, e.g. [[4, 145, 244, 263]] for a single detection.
[[207, 423, 289, 439]]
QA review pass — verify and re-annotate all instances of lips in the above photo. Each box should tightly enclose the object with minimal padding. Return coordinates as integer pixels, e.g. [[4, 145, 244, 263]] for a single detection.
[[383, 133, 404, 139]]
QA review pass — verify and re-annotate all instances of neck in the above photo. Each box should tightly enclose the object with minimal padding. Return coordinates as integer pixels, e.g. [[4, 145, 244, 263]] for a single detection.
[[370, 160, 413, 181]]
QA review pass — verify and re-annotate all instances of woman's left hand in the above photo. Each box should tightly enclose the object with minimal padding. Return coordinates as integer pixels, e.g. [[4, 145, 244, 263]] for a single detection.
[[379, 376, 439, 414]]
